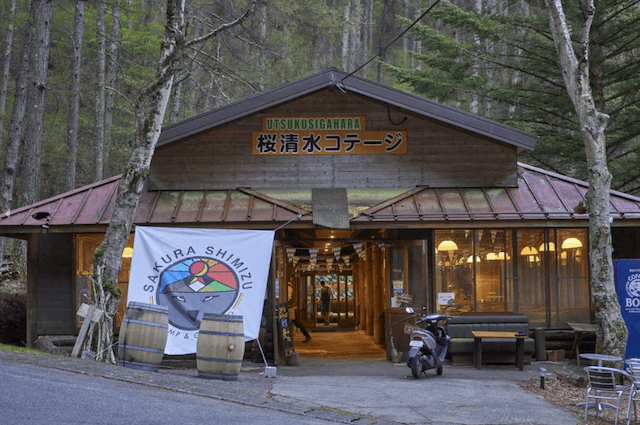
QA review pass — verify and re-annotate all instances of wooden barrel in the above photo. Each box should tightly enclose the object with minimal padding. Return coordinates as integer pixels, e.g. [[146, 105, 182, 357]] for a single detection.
[[118, 302, 169, 372], [196, 314, 245, 380]]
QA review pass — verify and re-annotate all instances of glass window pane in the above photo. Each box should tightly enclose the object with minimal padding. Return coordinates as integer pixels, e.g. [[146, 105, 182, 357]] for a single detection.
[[390, 247, 405, 307], [551, 229, 590, 326], [408, 243, 428, 309], [515, 230, 546, 326], [475, 230, 510, 312], [435, 230, 473, 314]]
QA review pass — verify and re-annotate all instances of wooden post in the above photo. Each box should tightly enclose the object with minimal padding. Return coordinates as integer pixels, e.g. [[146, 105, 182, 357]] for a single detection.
[[71, 303, 103, 358], [26, 235, 38, 348], [372, 245, 382, 344], [365, 244, 373, 336]]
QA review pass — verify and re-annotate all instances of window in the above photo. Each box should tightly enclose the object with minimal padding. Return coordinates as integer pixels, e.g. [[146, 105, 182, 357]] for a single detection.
[[433, 228, 590, 327]]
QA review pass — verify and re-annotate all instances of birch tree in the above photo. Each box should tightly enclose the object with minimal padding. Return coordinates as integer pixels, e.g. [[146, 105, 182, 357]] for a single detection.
[[544, 0, 626, 357], [82, 0, 256, 363]]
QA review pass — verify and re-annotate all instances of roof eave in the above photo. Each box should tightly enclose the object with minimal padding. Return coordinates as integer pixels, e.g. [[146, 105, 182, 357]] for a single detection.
[[156, 68, 538, 151]]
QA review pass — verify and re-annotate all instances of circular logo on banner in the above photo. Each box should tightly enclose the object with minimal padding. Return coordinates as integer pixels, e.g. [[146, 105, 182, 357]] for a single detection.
[[627, 276, 640, 298], [157, 257, 240, 330]]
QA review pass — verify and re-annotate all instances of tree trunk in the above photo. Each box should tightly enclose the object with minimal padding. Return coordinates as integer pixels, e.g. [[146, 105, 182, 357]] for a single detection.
[[341, 0, 350, 72], [104, 3, 121, 178], [17, 0, 52, 207], [0, 5, 32, 219], [65, 0, 84, 192], [545, 0, 627, 359], [83, 0, 255, 363], [0, 0, 16, 145], [0, 0, 17, 259], [94, 0, 107, 182], [168, 80, 182, 125]]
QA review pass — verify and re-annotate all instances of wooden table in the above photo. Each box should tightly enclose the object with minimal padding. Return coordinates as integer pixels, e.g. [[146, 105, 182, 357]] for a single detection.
[[568, 322, 596, 365], [472, 331, 527, 371]]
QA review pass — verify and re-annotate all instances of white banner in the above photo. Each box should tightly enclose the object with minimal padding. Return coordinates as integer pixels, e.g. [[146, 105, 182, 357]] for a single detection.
[[127, 226, 275, 355]]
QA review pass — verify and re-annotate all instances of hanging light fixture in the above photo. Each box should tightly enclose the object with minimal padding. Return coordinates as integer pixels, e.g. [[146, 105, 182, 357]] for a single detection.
[[561, 237, 583, 249], [467, 255, 481, 263], [437, 240, 459, 251], [520, 246, 539, 256], [538, 242, 556, 252]]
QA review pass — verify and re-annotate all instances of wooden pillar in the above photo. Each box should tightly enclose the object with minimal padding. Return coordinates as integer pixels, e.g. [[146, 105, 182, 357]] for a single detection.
[[357, 259, 366, 331], [372, 245, 382, 344], [365, 244, 373, 336], [26, 234, 38, 347]]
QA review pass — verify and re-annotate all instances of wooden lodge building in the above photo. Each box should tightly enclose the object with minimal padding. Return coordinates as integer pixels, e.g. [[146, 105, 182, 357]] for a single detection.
[[2, 68, 640, 362]]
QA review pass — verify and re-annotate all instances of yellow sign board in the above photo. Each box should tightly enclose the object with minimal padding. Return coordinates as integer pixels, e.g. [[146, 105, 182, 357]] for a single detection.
[[252, 116, 407, 155]]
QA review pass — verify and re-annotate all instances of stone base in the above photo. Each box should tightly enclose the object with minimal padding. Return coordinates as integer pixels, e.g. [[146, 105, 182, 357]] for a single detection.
[[285, 351, 300, 366]]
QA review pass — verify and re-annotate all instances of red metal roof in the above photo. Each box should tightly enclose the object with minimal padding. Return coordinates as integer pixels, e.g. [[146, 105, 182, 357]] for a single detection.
[[0, 175, 311, 233], [2, 162, 639, 234], [352, 163, 640, 223]]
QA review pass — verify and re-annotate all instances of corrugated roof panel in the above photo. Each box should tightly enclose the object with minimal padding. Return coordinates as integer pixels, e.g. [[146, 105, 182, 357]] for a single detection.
[[390, 195, 420, 217], [248, 196, 277, 222], [0, 209, 31, 226], [438, 189, 467, 215], [134, 192, 159, 223], [199, 191, 230, 222], [174, 191, 205, 223], [548, 178, 586, 217], [49, 192, 86, 225], [226, 192, 253, 221], [483, 188, 519, 220], [148, 192, 181, 223], [73, 183, 117, 224], [413, 190, 443, 216], [521, 169, 565, 214], [611, 197, 640, 218], [461, 189, 491, 213], [505, 184, 543, 219]]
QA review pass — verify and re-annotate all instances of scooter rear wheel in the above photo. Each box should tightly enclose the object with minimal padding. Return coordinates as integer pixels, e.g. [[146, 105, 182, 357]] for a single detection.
[[410, 356, 423, 378]]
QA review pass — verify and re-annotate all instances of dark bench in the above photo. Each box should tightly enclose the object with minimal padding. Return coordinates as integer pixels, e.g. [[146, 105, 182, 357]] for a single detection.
[[448, 315, 535, 364]]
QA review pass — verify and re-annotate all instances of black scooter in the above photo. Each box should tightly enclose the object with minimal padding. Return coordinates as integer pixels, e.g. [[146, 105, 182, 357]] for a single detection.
[[406, 299, 454, 378]]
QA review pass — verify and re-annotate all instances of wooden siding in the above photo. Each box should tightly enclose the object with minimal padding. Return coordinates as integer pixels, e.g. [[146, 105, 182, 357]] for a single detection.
[[35, 234, 75, 335], [150, 89, 518, 191]]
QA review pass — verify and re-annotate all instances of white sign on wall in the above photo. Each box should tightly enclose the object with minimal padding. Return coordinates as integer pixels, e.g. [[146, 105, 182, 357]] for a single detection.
[[437, 292, 455, 306]]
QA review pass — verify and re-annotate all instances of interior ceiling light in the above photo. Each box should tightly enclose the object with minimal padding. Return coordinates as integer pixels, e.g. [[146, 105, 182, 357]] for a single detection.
[[437, 240, 458, 251], [467, 255, 481, 263], [520, 246, 538, 256], [538, 242, 556, 252], [561, 237, 583, 249]]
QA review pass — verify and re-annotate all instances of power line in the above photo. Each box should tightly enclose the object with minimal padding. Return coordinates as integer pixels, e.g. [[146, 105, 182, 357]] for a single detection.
[[340, 0, 442, 87]]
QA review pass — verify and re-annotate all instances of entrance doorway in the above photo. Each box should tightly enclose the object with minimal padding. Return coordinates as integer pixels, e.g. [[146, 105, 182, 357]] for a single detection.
[[299, 273, 354, 329]]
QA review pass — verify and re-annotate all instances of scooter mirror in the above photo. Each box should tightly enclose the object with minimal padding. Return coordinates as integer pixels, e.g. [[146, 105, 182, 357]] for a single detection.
[[447, 298, 455, 307], [405, 307, 414, 314]]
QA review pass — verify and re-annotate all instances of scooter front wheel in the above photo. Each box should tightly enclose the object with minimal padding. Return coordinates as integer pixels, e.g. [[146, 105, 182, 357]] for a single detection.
[[436, 365, 443, 375], [410, 356, 423, 378]]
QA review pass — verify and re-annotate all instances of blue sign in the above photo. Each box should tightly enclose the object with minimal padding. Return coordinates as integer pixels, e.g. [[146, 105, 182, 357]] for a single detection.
[[615, 259, 640, 359]]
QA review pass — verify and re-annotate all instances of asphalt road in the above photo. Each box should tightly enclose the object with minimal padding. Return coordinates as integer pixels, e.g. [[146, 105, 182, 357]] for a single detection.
[[0, 360, 338, 425]]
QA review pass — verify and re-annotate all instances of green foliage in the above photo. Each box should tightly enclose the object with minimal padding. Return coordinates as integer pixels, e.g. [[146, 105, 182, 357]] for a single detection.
[[384, 0, 640, 195]]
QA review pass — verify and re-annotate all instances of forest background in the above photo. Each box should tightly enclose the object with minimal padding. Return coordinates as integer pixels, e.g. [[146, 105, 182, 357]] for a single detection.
[[0, 0, 639, 270]]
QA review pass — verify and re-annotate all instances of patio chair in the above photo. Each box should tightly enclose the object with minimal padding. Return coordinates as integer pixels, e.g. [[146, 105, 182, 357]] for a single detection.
[[584, 366, 634, 425], [625, 358, 640, 425]]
